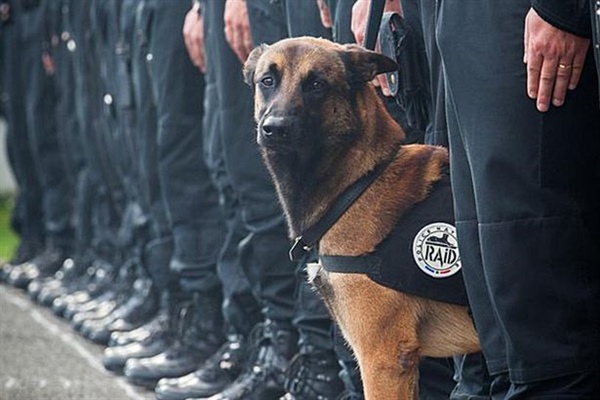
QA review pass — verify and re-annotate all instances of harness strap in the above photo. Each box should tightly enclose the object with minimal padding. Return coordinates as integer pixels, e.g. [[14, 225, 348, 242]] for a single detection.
[[319, 254, 382, 275], [289, 143, 402, 262]]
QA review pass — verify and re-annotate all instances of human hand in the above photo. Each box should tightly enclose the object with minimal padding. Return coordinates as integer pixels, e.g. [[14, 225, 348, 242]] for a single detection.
[[183, 2, 206, 72], [524, 8, 590, 112], [0, 2, 10, 23], [224, 0, 254, 64], [42, 52, 55, 75], [316, 0, 332, 29], [351, 0, 401, 96]]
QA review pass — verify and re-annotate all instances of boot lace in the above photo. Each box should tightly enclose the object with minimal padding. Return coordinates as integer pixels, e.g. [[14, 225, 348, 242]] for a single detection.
[[283, 351, 344, 400]]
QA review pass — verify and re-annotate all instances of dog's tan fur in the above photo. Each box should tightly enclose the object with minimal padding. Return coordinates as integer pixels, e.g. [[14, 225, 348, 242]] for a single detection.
[[244, 37, 480, 399]]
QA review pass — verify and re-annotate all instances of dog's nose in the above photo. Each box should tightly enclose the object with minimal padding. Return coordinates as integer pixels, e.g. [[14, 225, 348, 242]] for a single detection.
[[261, 116, 290, 139]]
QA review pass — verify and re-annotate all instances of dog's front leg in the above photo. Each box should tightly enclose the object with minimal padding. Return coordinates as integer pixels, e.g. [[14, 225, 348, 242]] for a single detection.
[[353, 328, 420, 400], [329, 275, 421, 400]]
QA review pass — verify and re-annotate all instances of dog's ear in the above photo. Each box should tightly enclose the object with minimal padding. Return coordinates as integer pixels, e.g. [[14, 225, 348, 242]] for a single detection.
[[341, 44, 398, 84], [243, 44, 269, 86]]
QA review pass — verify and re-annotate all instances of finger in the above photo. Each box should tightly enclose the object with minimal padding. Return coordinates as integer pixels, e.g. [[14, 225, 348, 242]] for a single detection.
[[197, 45, 207, 73], [183, 34, 193, 60], [233, 32, 246, 63], [568, 51, 586, 90], [185, 36, 200, 67], [224, 26, 241, 62], [552, 61, 572, 107], [526, 49, 542, 99], [242, 29, 254, 62], [183, 20, 193, 55], [229, 22, 246, 63], [523, 13, 529, 63], [191, 33, 204, 68], [224, 25, 234, 50], [377, 75, 392, 97], [355, 32, 364, 48], [317, 0, 332, 28], [188, 45, 200, 67], [535, 58, 558, 112], [351, 1, 367, 47]]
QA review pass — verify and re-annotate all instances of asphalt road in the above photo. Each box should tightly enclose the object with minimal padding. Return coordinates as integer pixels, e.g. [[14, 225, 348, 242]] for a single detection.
[[0, 284, 155, 400]]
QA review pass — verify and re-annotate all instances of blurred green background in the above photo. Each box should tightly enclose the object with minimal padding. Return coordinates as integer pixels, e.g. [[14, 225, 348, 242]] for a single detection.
[[0, 195, 18, 263]]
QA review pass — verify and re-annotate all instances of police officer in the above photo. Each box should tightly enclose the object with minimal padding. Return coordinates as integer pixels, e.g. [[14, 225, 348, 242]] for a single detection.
[[26, 0, 92, 306], [0, 0, 46, 282], [437, 0, 600, 397], [159, 1, 299, 399], [120, 0, 227, 389], [4, 0, 73, 290]]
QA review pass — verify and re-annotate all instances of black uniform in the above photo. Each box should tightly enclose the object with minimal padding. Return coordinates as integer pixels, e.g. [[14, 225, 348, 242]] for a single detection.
[[437, 0, 600, 396]]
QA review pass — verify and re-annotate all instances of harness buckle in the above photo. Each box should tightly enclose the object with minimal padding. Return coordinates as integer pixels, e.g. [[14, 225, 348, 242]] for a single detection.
[[289, 236, 312, 262]]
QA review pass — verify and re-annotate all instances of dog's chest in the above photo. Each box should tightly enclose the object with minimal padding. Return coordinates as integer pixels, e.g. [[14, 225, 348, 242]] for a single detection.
[[319, 174, 468, 306]]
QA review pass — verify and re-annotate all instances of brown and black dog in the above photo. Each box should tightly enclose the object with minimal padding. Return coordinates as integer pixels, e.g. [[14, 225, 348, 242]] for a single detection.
[[244, 37, 480, 399]]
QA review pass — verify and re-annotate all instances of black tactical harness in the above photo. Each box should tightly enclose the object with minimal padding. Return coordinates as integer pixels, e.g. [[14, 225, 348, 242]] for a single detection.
[[289, 157, 468, 307]]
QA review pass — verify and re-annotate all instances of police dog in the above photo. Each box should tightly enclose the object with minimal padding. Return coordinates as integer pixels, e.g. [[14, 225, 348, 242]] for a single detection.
[[244, 37, 480, 399]]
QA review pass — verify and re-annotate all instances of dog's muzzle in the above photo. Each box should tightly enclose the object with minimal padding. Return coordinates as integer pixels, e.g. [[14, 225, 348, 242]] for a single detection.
[[261, 115, 289, 137], [258, 114, 301, 149]]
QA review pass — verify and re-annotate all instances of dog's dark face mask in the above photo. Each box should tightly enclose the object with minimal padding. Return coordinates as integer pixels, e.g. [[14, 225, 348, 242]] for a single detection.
[[243, 37, 397, 160]]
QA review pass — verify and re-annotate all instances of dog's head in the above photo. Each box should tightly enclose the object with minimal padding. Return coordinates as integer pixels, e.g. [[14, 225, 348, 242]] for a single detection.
[[243, 37, 398, 154], [243, 37, 402, 235]]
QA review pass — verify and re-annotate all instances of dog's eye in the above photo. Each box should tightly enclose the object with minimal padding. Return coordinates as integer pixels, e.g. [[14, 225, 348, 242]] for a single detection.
[[310, 79, 326, 91], [260, 76, 274, 87]]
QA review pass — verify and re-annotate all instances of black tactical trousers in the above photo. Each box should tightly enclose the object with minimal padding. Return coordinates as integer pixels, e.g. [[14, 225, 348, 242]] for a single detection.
[[20, 3, 73, 247], [71, 0, 124, 258], [1, 7, 45, 245], [142, 0, 224, 293]]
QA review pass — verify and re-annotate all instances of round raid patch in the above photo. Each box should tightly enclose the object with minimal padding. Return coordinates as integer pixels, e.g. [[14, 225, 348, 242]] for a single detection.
[[412, 222, 461, 279]]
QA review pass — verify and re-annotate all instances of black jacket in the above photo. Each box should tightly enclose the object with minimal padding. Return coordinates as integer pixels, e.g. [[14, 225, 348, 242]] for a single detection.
[[592, 0, 600, 99], [532, 0, 591, 37]]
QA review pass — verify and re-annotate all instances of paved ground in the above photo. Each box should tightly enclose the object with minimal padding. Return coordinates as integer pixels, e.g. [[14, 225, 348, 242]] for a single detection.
[[0, 284, 155, 400]]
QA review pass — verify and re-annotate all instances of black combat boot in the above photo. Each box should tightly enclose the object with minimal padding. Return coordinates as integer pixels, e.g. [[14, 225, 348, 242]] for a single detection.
[[0, 236, 44, 282], [7, 241, 69, 289], [109, 237, 173, 347], [108, 309, 168, 347], [85, 276, 158, 345], [189, 320, 298, 400], [103, 292, 173, 374], [27, 252, 88, 304], [34, 255, 88, 306], [74, 260, 138, 334], [154, 334, 248, 400], [335, 391, 364, 400], [279, 345, 345, 400], [27, 257, 74, 302], [52, 258, 116, 318], [123, 289, 225, 388], [333, 358, 364, 400]]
